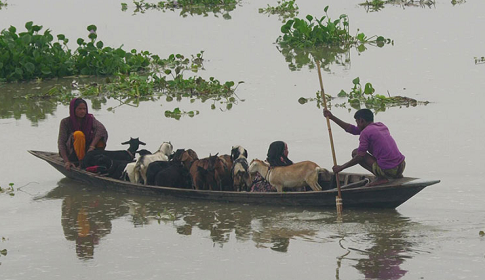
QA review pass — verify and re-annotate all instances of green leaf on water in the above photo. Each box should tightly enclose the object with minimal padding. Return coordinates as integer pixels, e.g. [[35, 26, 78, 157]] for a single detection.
[[338, 90, 347, 97], [298, 97, 308, 104], [480, 231, 484, 237], [0, 249, 7, 256]]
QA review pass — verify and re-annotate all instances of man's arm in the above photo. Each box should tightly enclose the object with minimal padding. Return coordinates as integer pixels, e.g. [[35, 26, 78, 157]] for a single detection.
[[333, 155, 365, 174], [323, 109, 352, 132]]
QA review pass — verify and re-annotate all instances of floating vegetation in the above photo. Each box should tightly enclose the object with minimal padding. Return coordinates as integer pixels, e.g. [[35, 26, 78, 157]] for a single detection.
[[359, 0, 436, 12], [480, 230, 484, 237], [475, 56, 485, 64], [0, 183, 15, 196], [451, 0, 466, 6], [123, 0, 241, 19], [259, 0, 299, 23], [0, 22, 152, 82], [0, 22, 243, 120], [0, 1, 7, 9], [299, 77, 429, 113], [276, 6, 392, 71]]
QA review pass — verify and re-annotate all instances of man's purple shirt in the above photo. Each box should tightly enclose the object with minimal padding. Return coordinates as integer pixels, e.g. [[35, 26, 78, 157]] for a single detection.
[[346, 122, 405, 170]]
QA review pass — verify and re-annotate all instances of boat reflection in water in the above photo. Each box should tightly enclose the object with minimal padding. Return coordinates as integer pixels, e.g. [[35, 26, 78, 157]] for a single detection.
[[41, 179, 421, 278]]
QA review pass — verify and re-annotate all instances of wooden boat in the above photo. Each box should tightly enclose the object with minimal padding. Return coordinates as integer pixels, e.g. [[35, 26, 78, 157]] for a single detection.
[[29, 150, 440, 209]]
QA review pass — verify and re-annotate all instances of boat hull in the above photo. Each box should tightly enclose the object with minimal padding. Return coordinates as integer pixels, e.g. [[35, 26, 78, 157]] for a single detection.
[[29, 150, 440, 209]]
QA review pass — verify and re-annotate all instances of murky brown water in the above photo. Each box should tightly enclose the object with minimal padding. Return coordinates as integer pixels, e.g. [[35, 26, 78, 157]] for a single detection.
[[1, 0, 485, 279]]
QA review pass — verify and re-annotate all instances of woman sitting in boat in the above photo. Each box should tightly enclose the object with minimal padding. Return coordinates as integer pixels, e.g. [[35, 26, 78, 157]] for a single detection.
[[250, 141, 293, 192], [58, 98, 108, 170]]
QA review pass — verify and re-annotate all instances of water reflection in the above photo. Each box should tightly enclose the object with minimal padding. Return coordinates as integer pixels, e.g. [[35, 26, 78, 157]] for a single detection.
[[336, 211, 418, 280], [125, 0, 242, 19], [0, 78, 108, 126], [40, 179, 421, 279], [277, 45, 351, 72]]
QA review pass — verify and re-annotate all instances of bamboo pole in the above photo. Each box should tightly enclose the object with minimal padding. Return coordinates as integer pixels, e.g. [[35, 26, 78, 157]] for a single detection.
[[315, 60, 343, 214]]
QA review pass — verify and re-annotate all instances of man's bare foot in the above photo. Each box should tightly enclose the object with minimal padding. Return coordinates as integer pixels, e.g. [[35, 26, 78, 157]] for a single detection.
[[366, 177, 389, 187]]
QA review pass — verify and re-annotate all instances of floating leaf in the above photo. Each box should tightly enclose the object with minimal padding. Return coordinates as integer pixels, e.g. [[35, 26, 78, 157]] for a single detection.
[[298, 97, 308, 104]]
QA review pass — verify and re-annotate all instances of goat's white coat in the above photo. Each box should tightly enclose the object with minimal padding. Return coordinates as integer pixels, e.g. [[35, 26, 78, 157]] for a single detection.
[[123, 162, 137, 183], [134, 142, 173, 184]]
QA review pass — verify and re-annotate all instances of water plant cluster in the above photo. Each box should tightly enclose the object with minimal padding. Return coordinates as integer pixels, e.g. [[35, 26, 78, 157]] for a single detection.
[[276, 6, 392, 71], [122, 0, 241, 18], [475, 56, 485, 64], [359, 0, 436, 12], [77, 52, 243, 119], [1, 22, 243, 118], [299, 77, 428, 112], [258, 0, 299, 22], [0, 22, 152, 82], [0, 183, 15, 196], [0, 1, 7, 9]]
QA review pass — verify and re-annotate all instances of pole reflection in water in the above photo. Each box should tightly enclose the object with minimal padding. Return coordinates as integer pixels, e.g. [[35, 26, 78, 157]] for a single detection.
[[334, 211, 417, 280], [41, 178, 421, 279]]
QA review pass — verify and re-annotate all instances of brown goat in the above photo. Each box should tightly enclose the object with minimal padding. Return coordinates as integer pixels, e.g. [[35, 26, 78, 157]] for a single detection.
[[189, 153, 219, 190], [215, 154, 234, 191]]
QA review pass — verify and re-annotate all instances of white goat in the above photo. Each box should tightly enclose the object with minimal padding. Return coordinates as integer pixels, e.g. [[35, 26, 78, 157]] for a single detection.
[[248, 159, 329, 192], [122, 162, 137, 183], [134, 142, 173, 184]]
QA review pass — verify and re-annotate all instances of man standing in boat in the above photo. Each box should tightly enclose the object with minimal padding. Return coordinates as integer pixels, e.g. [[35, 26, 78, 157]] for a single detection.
[[323, 108, 405, 186]]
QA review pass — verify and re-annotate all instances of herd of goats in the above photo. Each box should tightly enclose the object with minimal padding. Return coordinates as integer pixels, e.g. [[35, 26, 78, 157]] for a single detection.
[[80, 137, 331, 192]]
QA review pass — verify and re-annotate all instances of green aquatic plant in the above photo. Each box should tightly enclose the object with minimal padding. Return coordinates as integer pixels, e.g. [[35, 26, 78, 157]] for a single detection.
[[73, 25, 151, 76], [360, 0, 436, 12], [0, 22, 152, 82], [451, 0, 466, 5], [359, 0, 385, 12], [125, 0, 241, 19], [0, 183, 15, 196], [475, 56, 485, 64], [335, 77, 429, 112], [0, 1, 7, 9], [21, 51, 244, 119], [259, 0, 299, 22], [70, 51, 244, 116], [164, 107, 200, 120], [299, 77, 429, 113], [479, 230, 484, 237], [276, 6, 392, 71]]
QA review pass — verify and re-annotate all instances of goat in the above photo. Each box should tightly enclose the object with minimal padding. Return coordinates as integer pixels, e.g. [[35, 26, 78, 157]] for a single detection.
[[248, 159, 329, 192], [145, 149, 185, 185], [122, 149, 152, 183], [189, 153, 219, 190], [122, 162, 137, 183], [81, 137, 145, 169], [215, 154, 233, 191], [134, 142, 173, 184], [230, 145, 251, 192], [86, 154, 131, 180], [154, 149, 198, 189], [232, 157, 251, 192], [231, 145, 248, 161]]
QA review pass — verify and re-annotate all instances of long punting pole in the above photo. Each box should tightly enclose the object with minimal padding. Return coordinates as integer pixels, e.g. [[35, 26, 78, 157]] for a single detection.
[[315, 60, 343, 214]]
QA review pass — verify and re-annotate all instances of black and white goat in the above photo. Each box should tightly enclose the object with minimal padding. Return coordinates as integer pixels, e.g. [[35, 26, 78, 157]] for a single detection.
[[81, 137, 146, 169], [153, 149, 198, 189], [134, 142, 173, 184], [231, 145, 251, 192]]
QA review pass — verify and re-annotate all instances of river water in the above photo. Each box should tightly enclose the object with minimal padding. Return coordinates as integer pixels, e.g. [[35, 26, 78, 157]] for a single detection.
[[1, 0, 484, 279]]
